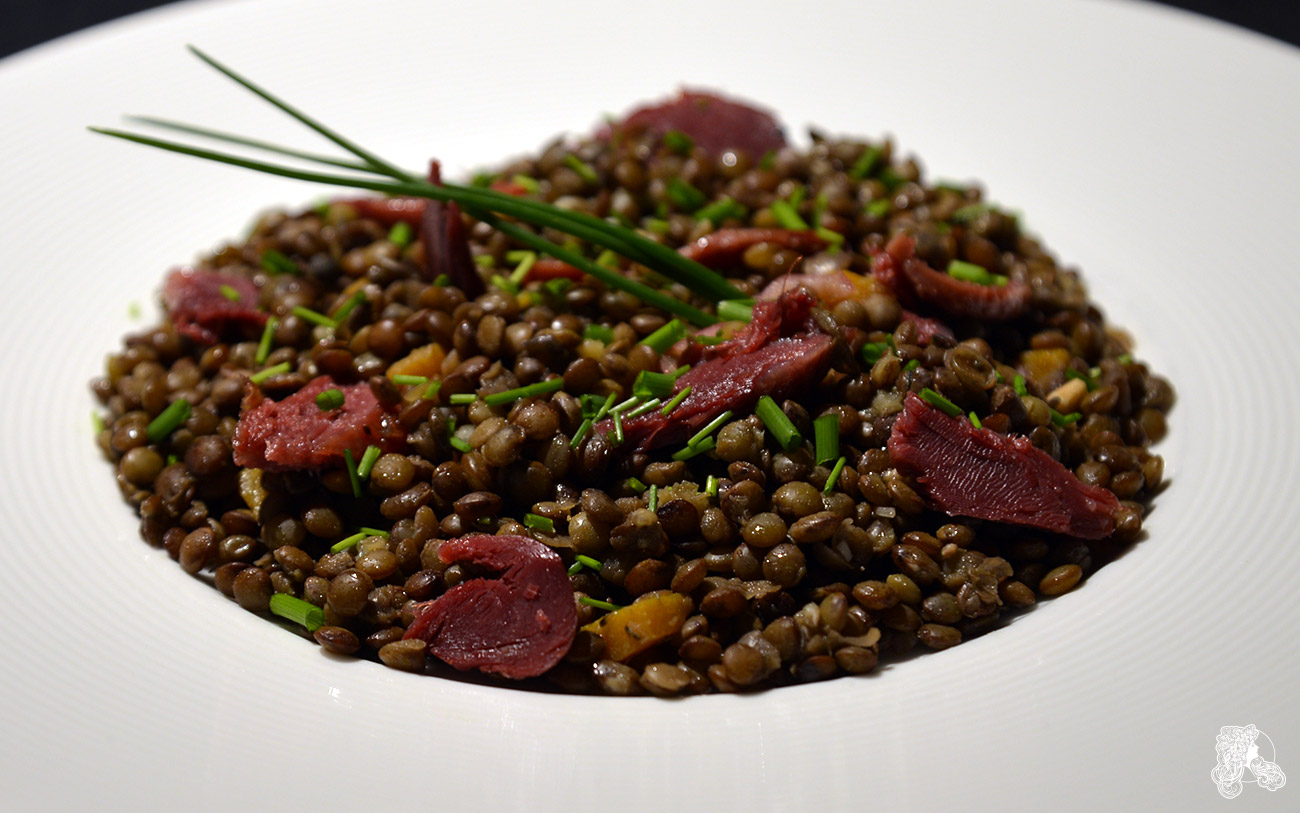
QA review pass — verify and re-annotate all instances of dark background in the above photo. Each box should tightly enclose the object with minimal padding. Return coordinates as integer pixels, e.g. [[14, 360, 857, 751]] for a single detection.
[[2, 0, 1298, 59]]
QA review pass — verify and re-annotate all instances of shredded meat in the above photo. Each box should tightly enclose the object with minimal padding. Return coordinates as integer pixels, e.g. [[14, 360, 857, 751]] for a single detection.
[[162, 268, 266, 344], [873, 233, 1032, 321], [612, 90, 787, 157]]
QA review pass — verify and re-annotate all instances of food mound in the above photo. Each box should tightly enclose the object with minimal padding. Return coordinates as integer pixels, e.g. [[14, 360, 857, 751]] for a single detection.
[[92, 90, 1173, 695]]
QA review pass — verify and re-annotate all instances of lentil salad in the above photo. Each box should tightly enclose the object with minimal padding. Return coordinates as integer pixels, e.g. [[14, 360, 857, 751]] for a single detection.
[[92, 72, 1173, 695]]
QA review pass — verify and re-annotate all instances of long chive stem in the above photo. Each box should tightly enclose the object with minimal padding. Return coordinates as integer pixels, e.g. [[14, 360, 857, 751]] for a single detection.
[[824, 456, 847, 494], [687, 410, 732, 448], [483, 377, 564, 406], [570, 418, 593, 449], [249, 362, 290, 385], [330, 532, 366, 553], [672, 436, 716, 461], [254, 316, 278, 365], [661, 386, 691, 416], [147, 398, 191, 443]]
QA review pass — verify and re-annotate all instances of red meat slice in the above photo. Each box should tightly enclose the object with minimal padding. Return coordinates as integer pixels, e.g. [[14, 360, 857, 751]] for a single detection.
[[887, 393, 1119, 539], [343, 196, 426, 226], [873, 233, 1032, 321], [162, 268, 266, 344], [403, 534, 577, 680], [232, 375, 403, 472], [420, 161, 483, 297], [680, 228, 827, 269], [900, 309, 955, 345], [614, 90, 787, 157], [608, 290, 832, 453]]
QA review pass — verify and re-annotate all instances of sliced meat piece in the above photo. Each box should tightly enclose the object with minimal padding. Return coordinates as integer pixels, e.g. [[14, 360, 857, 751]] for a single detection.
[[526, 257, 586, 282], [681, 228, 826, 270], [232, 375, 403, 472], [343, 196, 426, 226], [403, 534, 577, 679], [609, 290, 832, 453], [900, 309, 955, 345], [162, 268, 266, 345], [420, 161, 483, 297], [614, 90, 787, 157], [872, 233, 1032, 321], [887, 393, 1120, 539]]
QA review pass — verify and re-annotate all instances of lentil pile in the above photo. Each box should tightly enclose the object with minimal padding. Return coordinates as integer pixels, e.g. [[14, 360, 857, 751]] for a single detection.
[[93, 99, 1173, 695]]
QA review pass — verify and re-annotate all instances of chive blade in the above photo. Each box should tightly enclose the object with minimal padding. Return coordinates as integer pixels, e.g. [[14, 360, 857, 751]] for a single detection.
[[824, 456, 847, 495], [483, 377, 564, 406], [268, 593, 324, 631], [146, 398, 191, 443], [357, 445, 381, 479], [919, 388, 963, 417], [814, 414, 840, 465], [343, 448, 362, 498], [686, 410, 732, 449], [254, 316, 278, 365], [249, 361, 290, 385], [755, 395, 801, 451]]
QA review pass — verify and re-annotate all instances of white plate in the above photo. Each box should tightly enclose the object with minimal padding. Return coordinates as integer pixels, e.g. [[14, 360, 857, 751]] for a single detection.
[[2, 0, 1297, 809]]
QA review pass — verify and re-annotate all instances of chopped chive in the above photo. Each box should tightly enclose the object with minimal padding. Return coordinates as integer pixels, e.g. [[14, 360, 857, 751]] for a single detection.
[[695, 196, 747, 224], [640, 319, 687, 352], [511, 174, 540, 193], [508, 250, 537, 285], [449, 436, 472, 453], [146, 398, 191, 443], [879, 167, 904, 190], [693, 334, 725, 346], [593, 391, 617, 421], [810, 193, 828, 231], [755, 395, 802, 451], [687, 410, 733, 448], [388, 220, 413, 248], [343, 448, 362, 498], [661, 386, 691, 416], [1013, 374, 1028, 397], [717, 299, 754, 323], [595, 249, 619, 269], [470, 171, 497, 187], [578, 596, 622, 612], [357, 445, 381, 479], [1051, 409, 1082, 428], [330, 531, 366, 553], [260, 248, 298, 275], [902, 359, 920, 374], [642, 217, 671, 235], [672, 436, 716, 461], [815, 226, 845, 251], [563, 154, 599, 185], [579, 393, 606, 418], [705, 474, 719, 498], [610, 396, 640, 415], [575, 554, 602, 570], [91, 411, 106, 434], [474, 254, 495, 269], [947, 260, 992, 284], [625, 477, 648, 493], [950, 202, 997, 224], [626, 398, 662, 419], [423, 379, 442, 400], [449, 393, 477, 405], [1118, 353, 1133, 365], [291, 305, 336, 328], [770, 198, 809, 230], [166, 453, 178, 466], [431, 273, 451, 287], [848, 145, 881, 180], [647, 484, 659, 512], [316, 388, 345, 411], [824, 456, 847, 494], [919, 388, 963, 417], [969, 411, 983, 429], [249, 361, 290, 385], [127, 301, 142, 320], [218, 283, 241, 301], [583, 323, 615, 342], [608, 411, 625, 445], [788, 185, 807, 208], [330, 290, 366, 322], [524, 513, 555, 533], [359, 526, 389, 538], [567, 561, 583, 576], [758, 150, 777, 170], [570, 418, 593, 448], [544, 278, 573, 296], [391, 374, 428, 386], [995, 370, 1005, 383], [672, 365, 691, 377], [633, 370, 677, 400], [866, 198, 892, 218], [1065, 368, 1098, 391], [814, 413, 840, 465], [254, 316, 278, 365], [268, 593, 324, 631], [505, 249, 535, 264], [860, 341, 890, 366], [666, 177, 707, 211], [484, 377, 564, 406], [490, 274, 518, 294], [662, 129, 694, 156]]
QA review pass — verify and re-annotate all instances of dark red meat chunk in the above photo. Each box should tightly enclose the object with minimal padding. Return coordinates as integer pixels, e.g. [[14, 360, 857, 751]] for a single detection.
[[900, 309, 954, 345], [420, 161, 482, 297], [887, 393, 1119, 539], [162, 268, 266, 345], [613, 90, 787, 157], [402, 534, 577, 679], [342, 196, 426, 226], [873, 233, 1032, 321], [679, 228, 827, 269], [609, 290, 832, 453], [232, 375, 403, 472]]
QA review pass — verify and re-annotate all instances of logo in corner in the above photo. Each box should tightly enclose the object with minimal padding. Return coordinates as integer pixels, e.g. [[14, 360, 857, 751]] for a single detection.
[[1212, 725, 1286, 799]]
